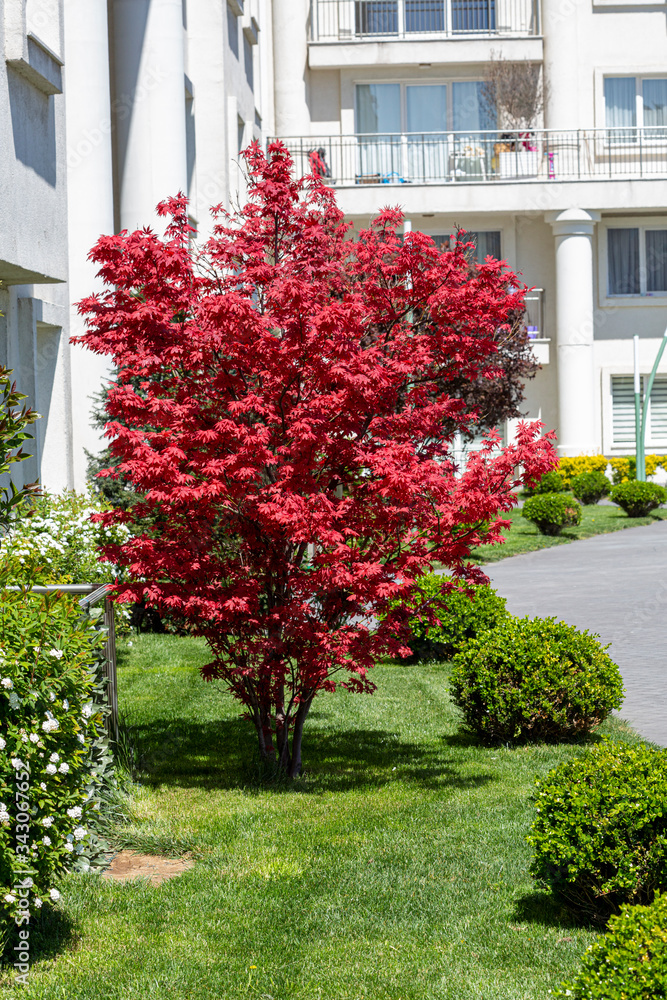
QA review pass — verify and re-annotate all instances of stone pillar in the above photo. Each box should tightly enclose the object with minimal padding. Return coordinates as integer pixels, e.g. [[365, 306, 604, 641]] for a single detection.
[[547, 209, 600, 456], [272, 0, 310, 137], [542, 0, 582, 129], [112, 0, 188, 231], [64, 0, 115, 488]]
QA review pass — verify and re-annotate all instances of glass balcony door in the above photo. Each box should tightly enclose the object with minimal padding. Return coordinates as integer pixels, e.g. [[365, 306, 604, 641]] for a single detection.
[[355, 81, 491, 183], [406, 85, 448, 181], [355, 83, 403, 181]]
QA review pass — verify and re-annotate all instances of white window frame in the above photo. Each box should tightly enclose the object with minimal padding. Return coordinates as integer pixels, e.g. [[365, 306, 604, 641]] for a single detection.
[[599, 217, 667, 308], [353, 78, 489, 135], [602, 366, 667, 454], [595, 68, 667, 147], [603, 74, 667, 132]]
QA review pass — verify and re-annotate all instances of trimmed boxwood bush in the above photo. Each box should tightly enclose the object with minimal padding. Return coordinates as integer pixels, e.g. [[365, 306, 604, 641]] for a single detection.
[[450, 616, 624, 744], [528, 741, 667, 920], [553, 893, 667, 1000], [522, 492, 582, 536], [610, 480, 667, 517], [396, 573, 508, 662], [571, 471, 611, 505], [523, 470, 566, 496], [559, 455, 608, 489], [0, 589, 113, 942]]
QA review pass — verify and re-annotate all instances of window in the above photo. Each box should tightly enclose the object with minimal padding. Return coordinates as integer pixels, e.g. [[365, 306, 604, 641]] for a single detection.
[[604, 76, 667, 140], [227, 4, 239, 59], [355, 1, 397, 33], [611, 374, 667, 448], [356, 83, 401, 133], [452, 81, 493, 132], [244, 32, 254, 90], [238, 116, 245, 154], [354, 81, 494, 184], [468, 230, 501, 260], [355, 81, 492, 134], [407, 1, 445, 31], [607, 227, 667, 296], [433, 231, 501, 260], [407, 84, 447, 132], [352, 0, 491, 33], [451, 0, 495, 32]]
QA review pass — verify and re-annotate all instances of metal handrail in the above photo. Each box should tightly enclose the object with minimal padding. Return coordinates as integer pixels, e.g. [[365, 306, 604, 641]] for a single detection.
[[2, 583, 118, 741], [309, 0, 541, 41], [274, 127, 667, 187]]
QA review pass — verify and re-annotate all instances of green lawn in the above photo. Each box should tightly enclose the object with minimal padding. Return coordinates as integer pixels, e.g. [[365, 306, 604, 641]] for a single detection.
[[471, 503, 667, 564], [0, 635, 643, 999]]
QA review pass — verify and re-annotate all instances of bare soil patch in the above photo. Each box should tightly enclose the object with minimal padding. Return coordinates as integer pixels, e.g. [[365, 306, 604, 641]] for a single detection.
[[101, 850, 194, 886]]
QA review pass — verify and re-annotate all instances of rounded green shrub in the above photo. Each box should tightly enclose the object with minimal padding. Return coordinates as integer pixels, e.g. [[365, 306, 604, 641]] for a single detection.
[[610, 480, 667, 517], [396, 573, 508, 662], [450, 617, 624, 744], [528, 741, 667, 920], [571, 471, 611, 506], [553, 893, 667, 1000], [523, 470, 566, 497], [522, 492, 582, 536]]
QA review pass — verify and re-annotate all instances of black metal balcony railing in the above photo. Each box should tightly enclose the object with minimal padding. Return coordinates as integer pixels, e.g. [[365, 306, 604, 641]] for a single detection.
[[277, 128, 667, 186], [309, 0, 540, 40]]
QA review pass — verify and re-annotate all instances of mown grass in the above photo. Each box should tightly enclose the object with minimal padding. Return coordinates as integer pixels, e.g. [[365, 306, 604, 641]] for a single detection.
[[471, 503, 667, 564], [0, 635, 642, 999]]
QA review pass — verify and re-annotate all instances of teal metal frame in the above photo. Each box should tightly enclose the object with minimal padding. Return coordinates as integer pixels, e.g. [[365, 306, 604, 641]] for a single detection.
[[634, 328, 667, 482]]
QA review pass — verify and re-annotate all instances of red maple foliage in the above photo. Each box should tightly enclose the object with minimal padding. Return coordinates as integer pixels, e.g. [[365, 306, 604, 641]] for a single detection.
[[77, 142, 556, 776]]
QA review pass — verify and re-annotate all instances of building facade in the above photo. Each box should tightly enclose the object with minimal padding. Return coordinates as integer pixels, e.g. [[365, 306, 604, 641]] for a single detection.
[[1, 0, 272, 492], [273, 0, 667, 458], [2, 0, 666, 494]]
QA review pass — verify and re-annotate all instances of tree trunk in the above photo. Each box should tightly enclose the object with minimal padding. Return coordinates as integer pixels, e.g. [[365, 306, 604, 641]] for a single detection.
[[250, 693, 313, 778], [255, 696, 275, 759], [288, 695, 313, 778]]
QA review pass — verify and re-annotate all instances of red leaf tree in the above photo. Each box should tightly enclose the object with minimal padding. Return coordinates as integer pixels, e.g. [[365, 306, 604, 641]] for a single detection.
[[77, 143, 556, 776]]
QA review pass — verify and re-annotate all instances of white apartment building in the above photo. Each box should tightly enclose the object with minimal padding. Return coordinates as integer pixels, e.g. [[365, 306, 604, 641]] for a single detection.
[[1, 0, 272, 491], [274, 0, 667, 458], [2, 0, 666, 494]]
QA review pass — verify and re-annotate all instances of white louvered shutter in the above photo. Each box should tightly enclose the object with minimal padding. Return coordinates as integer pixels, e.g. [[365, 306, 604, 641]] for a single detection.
[[649, 376, 667, 446], [611, 376, 636, 446]]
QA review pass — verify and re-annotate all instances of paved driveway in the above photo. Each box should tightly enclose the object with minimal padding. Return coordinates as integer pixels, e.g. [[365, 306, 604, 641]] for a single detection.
[[485, 520, 667, 746]]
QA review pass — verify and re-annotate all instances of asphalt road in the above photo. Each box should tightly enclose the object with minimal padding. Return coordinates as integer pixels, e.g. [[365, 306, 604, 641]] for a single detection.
[[485, 520, 667, 746]]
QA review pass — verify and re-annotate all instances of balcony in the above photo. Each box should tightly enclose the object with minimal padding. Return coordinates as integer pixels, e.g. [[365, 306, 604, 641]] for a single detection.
[[309, 0, 540, 41], [278, 128, 667, 187]]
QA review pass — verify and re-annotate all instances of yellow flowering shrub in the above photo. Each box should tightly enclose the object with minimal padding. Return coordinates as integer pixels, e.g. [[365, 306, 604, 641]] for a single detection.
[[558, 455, 608, 488], [610, 455, 667, 484]]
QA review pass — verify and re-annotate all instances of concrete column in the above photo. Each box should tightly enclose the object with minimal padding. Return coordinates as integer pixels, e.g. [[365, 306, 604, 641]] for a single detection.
[[547, 209, 600, 457], [542, 0, 582, 129], [112, 0, 188, 231], [64, 0, 115, 489], [272, 0, 310, 137]]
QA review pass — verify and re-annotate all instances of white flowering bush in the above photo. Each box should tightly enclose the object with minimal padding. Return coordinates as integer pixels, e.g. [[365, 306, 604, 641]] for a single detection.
[[0, 589, 112, 938], [0, 488, 131, 586]]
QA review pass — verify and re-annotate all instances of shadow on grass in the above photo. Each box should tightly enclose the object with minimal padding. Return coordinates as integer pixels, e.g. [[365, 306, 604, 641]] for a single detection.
[[512, 890, 596, 931], [441, 727, 608, 751], [2, 907, 79, 970], [118, 716, 497, 796]]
